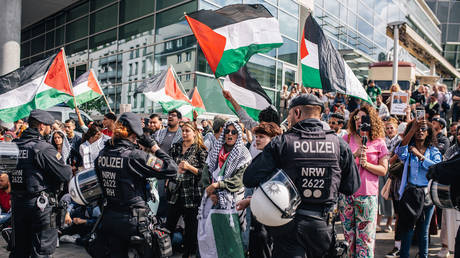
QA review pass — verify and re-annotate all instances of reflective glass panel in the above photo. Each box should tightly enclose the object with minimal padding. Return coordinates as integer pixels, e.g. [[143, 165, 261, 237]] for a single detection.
[[91, 0, 116, 11], [89, 29, 117, 51], [90, 5, 118, 34], [155, 1, 197, 42], [278, 36, 297, 65], [46, 31, 55, 50], [119, 0, 154, 23], [66, 17, 89, 43], [55, 26, 65, 46], [65, 39, 88, 56], [21, 42, 30, 59], [246, 54, 276, 88], [279, 11, 298, 40], [32, 23, 45, 37], [67, 2, 89, 21], [31, 35, 45, 55]]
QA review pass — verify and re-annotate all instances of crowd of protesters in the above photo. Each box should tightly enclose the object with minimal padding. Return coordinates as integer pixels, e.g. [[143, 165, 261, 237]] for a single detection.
[[0, 80, 459, 257]]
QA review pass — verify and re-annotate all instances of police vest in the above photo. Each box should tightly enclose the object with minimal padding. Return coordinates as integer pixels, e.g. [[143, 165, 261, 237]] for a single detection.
[[12, 139, 52, 195], [281, 129, 341, 210], [96, 148, 148, 208]]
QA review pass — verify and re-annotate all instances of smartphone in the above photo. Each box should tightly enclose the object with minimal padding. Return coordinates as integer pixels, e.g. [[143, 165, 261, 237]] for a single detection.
[[416, 109, 425, 121]]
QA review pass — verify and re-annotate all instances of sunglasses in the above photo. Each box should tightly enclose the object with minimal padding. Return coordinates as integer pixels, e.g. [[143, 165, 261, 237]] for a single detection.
[[329, 121, 342, 125], [224, 129, 238, 135], [418, 127, 428, 132], [354, 115, 363, 121]]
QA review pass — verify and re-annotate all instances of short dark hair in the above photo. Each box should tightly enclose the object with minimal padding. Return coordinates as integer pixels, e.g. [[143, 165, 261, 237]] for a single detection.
[[168, 109, 182, 119], [330, 113, 345, 123], [149, 113, 162, 121], [142, 127, 154, 135], [28, 117, 41, 128], [64, 119, 76, 125], [104, 112, 117, 121], [82, 124, 102, 142], [258, 107, 280, 125]]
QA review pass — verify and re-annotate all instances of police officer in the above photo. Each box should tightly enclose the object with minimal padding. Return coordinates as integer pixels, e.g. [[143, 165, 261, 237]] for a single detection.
[[243, 94, 360, 258], [10, 109, 72, 257], [94, 112, 177, 257]]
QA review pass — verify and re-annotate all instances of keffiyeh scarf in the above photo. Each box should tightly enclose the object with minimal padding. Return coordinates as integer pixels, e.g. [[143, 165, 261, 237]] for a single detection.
[[49, 130, 71, 164]]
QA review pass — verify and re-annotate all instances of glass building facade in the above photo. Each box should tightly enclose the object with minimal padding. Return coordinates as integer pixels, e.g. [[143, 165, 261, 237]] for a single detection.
[[19, 0, 442, 115], [426, 0, 460, 71]]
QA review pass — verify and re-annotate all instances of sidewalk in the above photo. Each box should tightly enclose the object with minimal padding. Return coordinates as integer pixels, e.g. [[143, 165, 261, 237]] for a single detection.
[[0, 226, 444, 258]]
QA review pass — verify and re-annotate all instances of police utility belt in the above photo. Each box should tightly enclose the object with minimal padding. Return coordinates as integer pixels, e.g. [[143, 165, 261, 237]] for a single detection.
[[296, 208, 335, 225], [14, 191, 58, 211]]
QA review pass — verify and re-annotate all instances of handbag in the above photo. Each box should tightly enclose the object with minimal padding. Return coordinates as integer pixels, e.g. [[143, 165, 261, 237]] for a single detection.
[[380, 178, 392, 200], [388, 160, 404, 179]]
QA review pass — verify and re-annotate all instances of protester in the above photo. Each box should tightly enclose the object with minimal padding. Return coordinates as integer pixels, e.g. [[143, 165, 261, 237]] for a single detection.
[[204, 116, 226, 151], [165, 121, 207, 257], [396, 120, 442, 258], [339, 105, 389, 257], [426, 94, 441, 120], [50, 130, 71, 165], [328, 112, 347, 137], [280, 85, 290, 119], [79, 124, 109, 170], [65, 119, 82, 170], [437, 126, 460, 257], [412, 85, 427, 107], [366, 80, 382, 104], [201, 119, 212, 136], [432, 117, 450, 155], [448, 122, 458, 146], [198, 121, 251, 258], [101, 112, 116, 137], [154, 109, 183, 219], [452, 82, 460, 122], [376, 94, 390, 118], [148, 113, 163, 133], [0, 173, 11, 226]]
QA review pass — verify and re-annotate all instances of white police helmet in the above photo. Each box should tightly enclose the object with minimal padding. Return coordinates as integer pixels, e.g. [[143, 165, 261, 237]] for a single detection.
[[429, 180, 459, 211], [251, 169, 301, 227], [68, 169, 103, 205]]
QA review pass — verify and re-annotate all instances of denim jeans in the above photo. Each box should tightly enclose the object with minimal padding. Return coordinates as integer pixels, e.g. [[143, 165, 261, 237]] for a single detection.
[[0, 212, 11, 224], [399, 205, 434, 258]]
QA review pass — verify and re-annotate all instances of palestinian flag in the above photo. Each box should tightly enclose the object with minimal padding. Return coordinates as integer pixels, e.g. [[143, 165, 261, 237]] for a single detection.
[[67, 69, 103, 108], [0, 49, 73, 122], [301, 14, 372, 104], [185, 4, 283, 78], [223, 66, 271, 121], [188, 87, 206, 115], [136, 67, 191, 114]]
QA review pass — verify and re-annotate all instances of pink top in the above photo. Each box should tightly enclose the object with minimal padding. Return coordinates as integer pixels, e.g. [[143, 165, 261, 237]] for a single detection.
[[343, 134, 389, 196]]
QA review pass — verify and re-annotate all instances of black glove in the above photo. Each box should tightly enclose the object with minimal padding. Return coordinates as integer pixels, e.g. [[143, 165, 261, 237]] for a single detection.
[[138, 135, 157, 148], [426, 166, 438, 181]]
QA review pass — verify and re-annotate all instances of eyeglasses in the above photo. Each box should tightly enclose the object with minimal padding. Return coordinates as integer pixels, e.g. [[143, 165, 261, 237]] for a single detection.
[[224, 129, 238, 135], [354, 115, 363, 121]]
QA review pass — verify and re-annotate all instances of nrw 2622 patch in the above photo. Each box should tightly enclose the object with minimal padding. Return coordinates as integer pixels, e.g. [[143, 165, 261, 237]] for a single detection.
[[146, 154, 164, 171]]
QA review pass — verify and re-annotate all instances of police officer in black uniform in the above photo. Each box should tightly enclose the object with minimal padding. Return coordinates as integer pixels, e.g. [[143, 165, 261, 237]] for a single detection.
[[10, 109, 72, 257], [94, 112, 177, 257], [244, 94, 361, 258]]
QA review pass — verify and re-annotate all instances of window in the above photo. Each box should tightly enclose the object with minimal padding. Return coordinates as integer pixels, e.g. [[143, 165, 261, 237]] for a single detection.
[[129, 63, 133, 76], [89, 29, 117, 50], [278, 36, 297, 65], [185, 74, 191, 81], [90, 5, 117, 34], [279, 11, 298, 40], [66, 17, 88, 43], [186, 52, 192, 62], [166, 41, 173, 50], [177, 54, 182, 63], [67, 2, 89, 21], [155, 1, 196, 42], [119, 0, 154, 23]]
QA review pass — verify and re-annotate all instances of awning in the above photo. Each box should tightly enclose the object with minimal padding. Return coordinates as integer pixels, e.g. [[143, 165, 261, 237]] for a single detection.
[[387, 24, 460, 79]]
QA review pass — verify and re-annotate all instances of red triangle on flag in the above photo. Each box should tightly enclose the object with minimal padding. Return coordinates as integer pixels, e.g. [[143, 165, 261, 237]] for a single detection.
[[88, 70, 103, 95], [191, 87, 206, 110], [300, 29, 309, 59], [44, 50, 73, 96], [185, 15, 226, 74], [164, 67, 191, 103]]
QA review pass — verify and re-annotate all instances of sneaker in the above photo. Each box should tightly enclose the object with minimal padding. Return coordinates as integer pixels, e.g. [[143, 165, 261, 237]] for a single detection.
[[60, 234, 77, 244], [376, 225, 382, 232], [437, 247, 450, 257], [385, 247, 400, 257], [383, 225, 393, 233]]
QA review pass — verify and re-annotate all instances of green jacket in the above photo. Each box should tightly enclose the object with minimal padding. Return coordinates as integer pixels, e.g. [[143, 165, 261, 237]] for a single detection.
[[201, 163, 248, 193]]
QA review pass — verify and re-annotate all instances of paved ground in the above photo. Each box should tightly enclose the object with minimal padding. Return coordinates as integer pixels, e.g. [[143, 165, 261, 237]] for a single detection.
[[0, 224, 446, 258]]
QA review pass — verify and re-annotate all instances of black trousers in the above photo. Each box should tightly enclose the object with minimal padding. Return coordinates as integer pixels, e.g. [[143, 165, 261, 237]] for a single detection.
[[455, 226, 460, 258], [10, 196, 58, 258], [94, 209, 153, 258], [165, 197, 198, 257], [248, 215, 273, 258], [267, 216, 333, 258]]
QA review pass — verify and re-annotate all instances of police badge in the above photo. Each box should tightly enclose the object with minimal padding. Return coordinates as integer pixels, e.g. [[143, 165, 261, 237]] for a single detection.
[[146, 154, 164, 171]]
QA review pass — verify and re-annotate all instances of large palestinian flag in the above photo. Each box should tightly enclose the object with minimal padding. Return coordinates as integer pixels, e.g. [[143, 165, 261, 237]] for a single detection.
[[188, 87, 206, 116], [67, 69, 104, 108], [0, 49, 73, 122], [301, 14, 372, 104], [223, 66, 271, 121], [185, 4, 283, 78]]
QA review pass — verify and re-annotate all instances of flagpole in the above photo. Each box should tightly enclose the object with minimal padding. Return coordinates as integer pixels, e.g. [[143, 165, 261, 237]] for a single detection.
[[91, 69, 113, 113], [216, 77, 224, 91]]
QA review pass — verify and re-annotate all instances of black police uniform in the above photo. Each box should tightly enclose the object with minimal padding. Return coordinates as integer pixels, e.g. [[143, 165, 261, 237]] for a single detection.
[[94, 112, 177, 257], [10, 110, 72, 258], [243, 95, 360, 258]]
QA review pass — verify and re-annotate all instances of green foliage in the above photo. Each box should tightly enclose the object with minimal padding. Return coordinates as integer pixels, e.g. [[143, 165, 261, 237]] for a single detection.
[[79, 97, 107, 114]]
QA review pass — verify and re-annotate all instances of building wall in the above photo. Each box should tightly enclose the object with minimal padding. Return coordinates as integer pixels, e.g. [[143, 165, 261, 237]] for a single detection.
[[19, 0, 443, 115], [426, 0, 460, 71]]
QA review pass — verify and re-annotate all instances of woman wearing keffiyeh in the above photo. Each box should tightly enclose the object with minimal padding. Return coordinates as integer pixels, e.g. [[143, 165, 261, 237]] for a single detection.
[[198, 121, 252, 258]]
